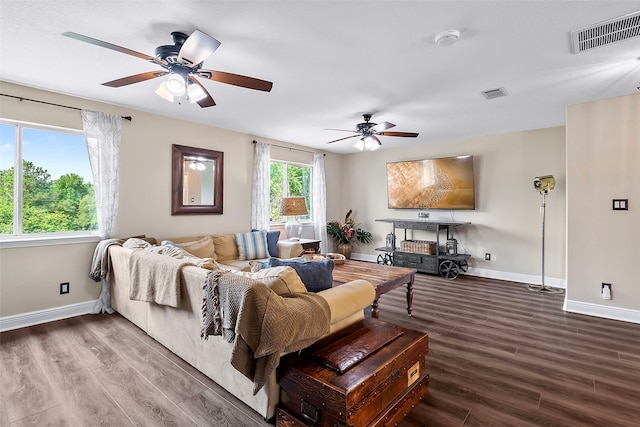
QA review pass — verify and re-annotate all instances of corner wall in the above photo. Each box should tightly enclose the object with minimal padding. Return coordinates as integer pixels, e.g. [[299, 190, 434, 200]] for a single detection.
[[565, 93, 640, 322]]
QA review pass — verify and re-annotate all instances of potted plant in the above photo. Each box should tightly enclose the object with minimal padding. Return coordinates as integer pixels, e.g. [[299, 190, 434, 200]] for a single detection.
[[326, 210, 373, 259]]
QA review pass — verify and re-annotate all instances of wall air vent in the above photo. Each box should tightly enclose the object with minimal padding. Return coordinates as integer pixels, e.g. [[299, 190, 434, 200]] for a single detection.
[[570, 11, 640, 53], [481, 87, 508, 100]]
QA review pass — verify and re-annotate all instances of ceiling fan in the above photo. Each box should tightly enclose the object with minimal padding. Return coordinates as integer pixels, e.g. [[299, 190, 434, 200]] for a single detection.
[[326, 114, 419, 150], [62, 30, 273, 108]]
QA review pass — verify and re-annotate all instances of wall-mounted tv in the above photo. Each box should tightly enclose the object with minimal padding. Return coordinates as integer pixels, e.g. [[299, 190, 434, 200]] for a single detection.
[[386, 155, 475, 210]]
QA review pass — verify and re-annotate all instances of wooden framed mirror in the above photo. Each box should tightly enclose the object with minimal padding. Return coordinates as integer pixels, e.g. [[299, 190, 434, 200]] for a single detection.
[[171, 144, 224, 215]]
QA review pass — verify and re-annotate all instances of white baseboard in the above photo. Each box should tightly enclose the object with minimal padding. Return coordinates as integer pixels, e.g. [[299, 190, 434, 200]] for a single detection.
[[466, 267, 566, 288], [0, 299, 98, 332], [352, 252, 566, 288], [563, 299, 640, 324]]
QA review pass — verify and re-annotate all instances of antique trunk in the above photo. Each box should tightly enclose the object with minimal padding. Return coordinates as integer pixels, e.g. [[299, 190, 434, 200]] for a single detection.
[[277, 318, 429, 427]]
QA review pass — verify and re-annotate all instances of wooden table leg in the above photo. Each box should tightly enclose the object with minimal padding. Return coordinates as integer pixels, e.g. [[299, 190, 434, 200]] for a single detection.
[[371, 298, 380, 319], [406, 275, 415, 316]]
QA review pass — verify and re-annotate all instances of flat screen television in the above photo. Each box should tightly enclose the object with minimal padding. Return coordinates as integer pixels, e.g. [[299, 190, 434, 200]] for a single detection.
[[386, 155, 475, 210]]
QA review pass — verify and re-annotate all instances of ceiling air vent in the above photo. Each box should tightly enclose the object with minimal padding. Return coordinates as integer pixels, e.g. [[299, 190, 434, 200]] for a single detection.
[[481, 87, 508, 100], [570, 11, 640, 53]]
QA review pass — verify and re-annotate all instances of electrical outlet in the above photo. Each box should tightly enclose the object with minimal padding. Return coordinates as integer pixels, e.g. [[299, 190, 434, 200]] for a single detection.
[[601, 283, 612, 300], [485, 253, 491, 261], [60, 282, 69, 294]]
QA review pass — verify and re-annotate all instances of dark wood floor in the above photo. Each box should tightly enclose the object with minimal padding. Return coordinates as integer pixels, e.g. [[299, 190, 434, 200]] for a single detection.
[[1, 273, 639, 426]]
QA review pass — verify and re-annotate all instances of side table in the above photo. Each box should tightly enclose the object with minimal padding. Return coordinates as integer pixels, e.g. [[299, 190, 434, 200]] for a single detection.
[[296, 238, 321, 254]]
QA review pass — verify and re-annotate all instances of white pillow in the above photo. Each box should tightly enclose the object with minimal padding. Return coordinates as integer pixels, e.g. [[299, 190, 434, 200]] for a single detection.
[[123, 238, 152, 249]]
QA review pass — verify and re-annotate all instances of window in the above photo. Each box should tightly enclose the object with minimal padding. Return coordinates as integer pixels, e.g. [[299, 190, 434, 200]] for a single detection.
[[0, 120, 97, 238], [270, 161, 312, 222]]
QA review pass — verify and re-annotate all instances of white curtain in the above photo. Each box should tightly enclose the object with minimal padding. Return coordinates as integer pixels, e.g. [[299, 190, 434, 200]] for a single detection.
[[312, 153, 328, 253], [82, 110, 122, 239], [251, 142, 271, 230], [82, 110, 122, 314]]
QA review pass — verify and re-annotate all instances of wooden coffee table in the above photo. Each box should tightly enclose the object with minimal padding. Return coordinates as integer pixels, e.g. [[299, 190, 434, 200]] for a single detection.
[[332, 260, 417, 319]]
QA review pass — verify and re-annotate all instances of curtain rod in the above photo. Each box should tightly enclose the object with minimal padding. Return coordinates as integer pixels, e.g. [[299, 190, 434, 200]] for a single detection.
[[253, 139, 325, 156], [0, 93, 132, 122]]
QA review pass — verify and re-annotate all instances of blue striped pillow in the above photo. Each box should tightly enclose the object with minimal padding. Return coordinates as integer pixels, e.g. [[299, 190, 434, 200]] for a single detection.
[[234, 231, 270, 260]]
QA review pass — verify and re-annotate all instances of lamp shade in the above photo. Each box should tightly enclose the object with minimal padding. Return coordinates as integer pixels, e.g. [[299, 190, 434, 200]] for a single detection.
[[280, 197, 308, 216]]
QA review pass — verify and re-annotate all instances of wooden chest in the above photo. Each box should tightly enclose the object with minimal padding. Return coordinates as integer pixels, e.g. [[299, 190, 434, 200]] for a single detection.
[[277, 318, 429, 427]]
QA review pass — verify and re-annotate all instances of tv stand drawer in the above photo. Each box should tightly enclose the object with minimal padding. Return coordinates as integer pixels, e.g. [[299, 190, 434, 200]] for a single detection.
[[394, 252, 438, 273], [395, 222, 438, 231]]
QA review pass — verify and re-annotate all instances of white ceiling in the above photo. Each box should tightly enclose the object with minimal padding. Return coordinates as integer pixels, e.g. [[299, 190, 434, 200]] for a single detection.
[[1, 1, 639, 154]]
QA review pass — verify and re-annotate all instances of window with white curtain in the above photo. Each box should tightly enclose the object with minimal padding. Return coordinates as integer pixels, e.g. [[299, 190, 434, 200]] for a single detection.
[[270, 160, 312, 222], [0, 119, 97, 238]]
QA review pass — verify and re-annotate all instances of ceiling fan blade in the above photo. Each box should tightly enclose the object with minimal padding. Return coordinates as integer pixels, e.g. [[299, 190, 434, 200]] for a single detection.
[[326, 134, 360, 144], [379, 131, 419, 138], [102, 71, 168, 87], [371, 122, 395, 132], [177, 30, 221, 65], [372, 135, 382, 146], [198, 69, 273, 92], [324, 128, 359, 133], [188, 76, 216, 108], [62, 32, 166, 67]]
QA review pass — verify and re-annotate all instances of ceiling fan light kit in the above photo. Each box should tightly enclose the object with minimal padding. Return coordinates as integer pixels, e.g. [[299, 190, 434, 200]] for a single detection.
[[187, 83, 207, 103], [326, 113, 418, 151], [61, 30, 273, 108], [166, 73, 187, 96]]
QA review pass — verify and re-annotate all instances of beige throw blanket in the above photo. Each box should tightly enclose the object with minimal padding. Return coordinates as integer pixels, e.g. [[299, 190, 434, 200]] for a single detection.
[[202, 270, 331, 394], [129, 249, 194, 307]]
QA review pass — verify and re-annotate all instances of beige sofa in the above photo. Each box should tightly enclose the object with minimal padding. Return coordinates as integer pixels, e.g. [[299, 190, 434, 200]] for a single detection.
[[108, 235, 375, 420], [160, 233, 305, 271]]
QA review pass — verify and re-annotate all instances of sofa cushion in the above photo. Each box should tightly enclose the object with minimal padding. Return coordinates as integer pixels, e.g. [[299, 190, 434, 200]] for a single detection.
[[269, 258, 334, 292], [174, 236, 216, 260], [235, 231, 270, 261], [212, 234, 239, 261], [232, 266, 307, 295]]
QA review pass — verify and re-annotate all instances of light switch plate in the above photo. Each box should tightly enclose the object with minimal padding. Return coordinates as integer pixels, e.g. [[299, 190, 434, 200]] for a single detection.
[[612, 199, 628, 210]]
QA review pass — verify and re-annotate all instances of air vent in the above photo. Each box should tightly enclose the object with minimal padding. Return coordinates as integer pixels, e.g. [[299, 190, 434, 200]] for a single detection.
[[481, 87, 508, 100], [570, 11, 640, 53]]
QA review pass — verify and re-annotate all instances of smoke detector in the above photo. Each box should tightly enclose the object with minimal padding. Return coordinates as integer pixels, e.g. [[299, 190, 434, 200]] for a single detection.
[[434, 30, 460, 47]]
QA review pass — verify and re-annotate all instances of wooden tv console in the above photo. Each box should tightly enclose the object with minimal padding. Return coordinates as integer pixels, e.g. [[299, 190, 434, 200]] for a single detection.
[[375, 218, 471, 279]]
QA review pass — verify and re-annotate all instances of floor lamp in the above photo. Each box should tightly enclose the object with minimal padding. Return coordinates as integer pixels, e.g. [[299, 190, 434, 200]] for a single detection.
[[527, 175, 564, 294]]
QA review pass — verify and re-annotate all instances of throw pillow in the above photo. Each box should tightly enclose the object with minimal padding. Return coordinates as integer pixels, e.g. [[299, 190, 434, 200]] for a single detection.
[[232, 266, 307, 295], [252, 229, 281, 257], [211, 234, 239, 261], [123, 237, 153, 249], [235, 231, 270, 261], [153, 241, 219, 270], [269, 258, 334, 292], [175, 236, 216, 260]]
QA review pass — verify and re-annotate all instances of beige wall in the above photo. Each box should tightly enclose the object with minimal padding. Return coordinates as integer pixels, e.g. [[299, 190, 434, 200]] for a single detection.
[[2, 81, 636, 322], [566, 93, 639, 312], [337, 127, 567, 283], [0, 82, 336, 317]]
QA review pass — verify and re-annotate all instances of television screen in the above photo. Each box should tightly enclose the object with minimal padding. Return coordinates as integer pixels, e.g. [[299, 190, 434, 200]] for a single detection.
[[386, 155, 475, 210]]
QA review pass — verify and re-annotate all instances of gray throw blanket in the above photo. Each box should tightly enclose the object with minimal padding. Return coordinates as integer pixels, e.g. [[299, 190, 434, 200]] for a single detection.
[[89, 238, 124, 314], [202, 270, 331, 394], [89, 238, 124, 282]]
